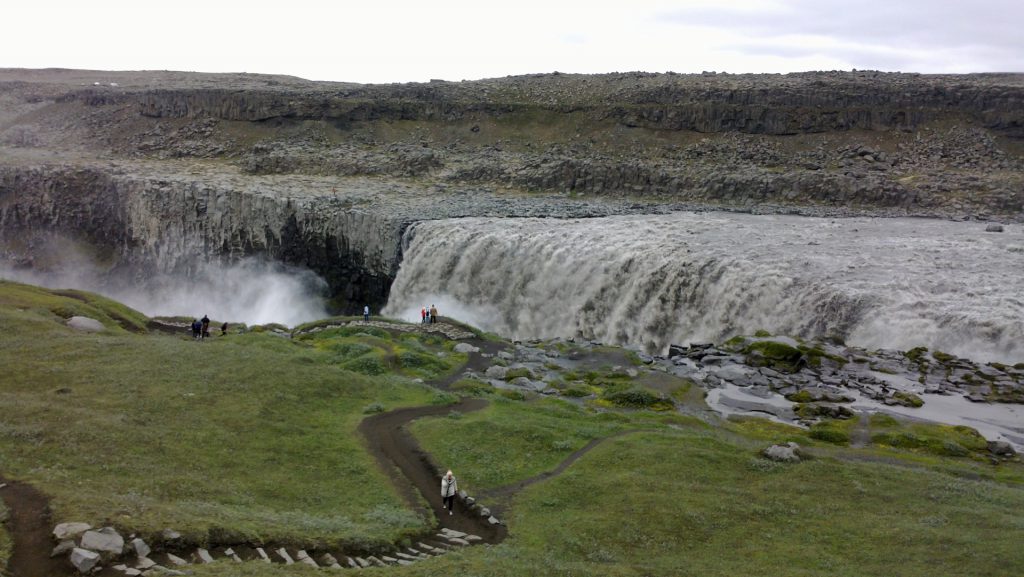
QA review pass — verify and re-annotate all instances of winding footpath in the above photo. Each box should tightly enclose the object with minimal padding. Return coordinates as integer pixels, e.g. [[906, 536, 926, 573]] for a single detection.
[[0, 321, 628, 575]]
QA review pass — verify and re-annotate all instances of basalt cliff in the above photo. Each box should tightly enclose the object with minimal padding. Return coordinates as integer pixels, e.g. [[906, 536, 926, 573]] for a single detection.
[[1, 68, 1022, 311]]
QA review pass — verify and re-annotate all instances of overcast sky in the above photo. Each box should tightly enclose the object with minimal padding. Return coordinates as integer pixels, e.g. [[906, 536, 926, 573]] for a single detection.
[[3, 0, 1021, 83]]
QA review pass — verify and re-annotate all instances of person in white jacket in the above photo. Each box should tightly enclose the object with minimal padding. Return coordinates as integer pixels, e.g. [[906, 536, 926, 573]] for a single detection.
[[441, 470, 458, 515]]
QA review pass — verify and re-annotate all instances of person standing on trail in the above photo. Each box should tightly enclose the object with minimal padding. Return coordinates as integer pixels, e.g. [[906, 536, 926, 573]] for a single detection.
[[421, 306, 427, 324], [220, 321, 228, 336], [430, 304, 438, 324], [441, 470, 458, 515], [191, 319, 201, 340], [201, 315, 210, 339], [364, 305, 370, 322]]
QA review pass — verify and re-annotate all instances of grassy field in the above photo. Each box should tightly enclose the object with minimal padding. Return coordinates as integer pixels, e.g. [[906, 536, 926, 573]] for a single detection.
[[410, 408, 1024, 576], [0, 281, 457, 547], [2, 280, 1023, 576]]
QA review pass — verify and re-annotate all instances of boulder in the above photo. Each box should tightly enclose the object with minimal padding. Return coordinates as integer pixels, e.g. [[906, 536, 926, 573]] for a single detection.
[[51, 539, 76, 557], [988, 440, 1016, 457], [70, 548, 101, 573], [130, 538, 151, 558], [67, 316, 105, 332], [763, 442, 802, 463], [985, 224, 1004, 232], [80, 527, 124, 555], [53, 522, 92, 541], [485, 365, 508, 379], [454, 342, 480, 354]]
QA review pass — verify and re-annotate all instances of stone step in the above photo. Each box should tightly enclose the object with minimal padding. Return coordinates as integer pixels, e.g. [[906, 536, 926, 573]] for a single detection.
[[346, 556, 359, 568], [165, 553, 189, 566], [354, 556, 370, 568], [194, 548, 214, 564], [275, 548, 294, 564], [222, 548, 242, 562], [319, 553, 343, 569], [366, 555, 387, 567], [256, 548, 271, 563], [296, 550, 318, 567]]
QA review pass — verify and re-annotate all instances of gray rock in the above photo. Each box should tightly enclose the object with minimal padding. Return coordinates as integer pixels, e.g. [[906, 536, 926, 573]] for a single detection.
[[985, 223, 1004, 232], [80, 527, 125, 555], [275, 548, 294, 564], [165, 553, 189, 566], [195, 549, 214, 564], [497, 351, 514, 361], [130, 538, 151, 559], [53, 522, 92, 541], [255, 548, 270, 563], [136, 557, 156, 569], [160, 529, 181, 541], [485, 365, 508, 379], [988, 440, 1016, 456], [296, 550, 318, 567], [441, 528, 468, 538], [70, 548, 101, 573], [763, 443, 802, 463], [67, 316, 105, 332], [51, 539, 76, 557], [454, 342, 480, 353], [488, 515, 502, 525]]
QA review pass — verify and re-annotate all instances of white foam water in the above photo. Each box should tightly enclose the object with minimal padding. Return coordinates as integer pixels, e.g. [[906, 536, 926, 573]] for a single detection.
[[384, 212, 1024, 363]]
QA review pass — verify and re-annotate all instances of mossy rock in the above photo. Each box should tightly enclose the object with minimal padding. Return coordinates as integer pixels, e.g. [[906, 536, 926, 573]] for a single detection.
[[505, 367, 536, 381], [744, 340, 804, 372], [892, 392, 924, 408], [786, 390, 815, 403], [904, 346, 929, 364], [601, 386, 671, 409]]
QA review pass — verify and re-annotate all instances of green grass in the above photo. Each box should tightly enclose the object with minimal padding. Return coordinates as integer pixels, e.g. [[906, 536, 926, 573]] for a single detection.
[[4, 281, 1024, 577], [410, 398, 628, 491], [0, 283, 440, 547]]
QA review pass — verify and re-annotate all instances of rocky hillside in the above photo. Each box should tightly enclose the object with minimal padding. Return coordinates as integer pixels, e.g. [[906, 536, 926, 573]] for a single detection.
[[1, 68, 1022, 310]]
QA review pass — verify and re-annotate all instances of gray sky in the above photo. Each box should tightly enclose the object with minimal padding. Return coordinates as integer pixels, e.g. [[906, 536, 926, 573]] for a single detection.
[[3, 0, 1021, 83]]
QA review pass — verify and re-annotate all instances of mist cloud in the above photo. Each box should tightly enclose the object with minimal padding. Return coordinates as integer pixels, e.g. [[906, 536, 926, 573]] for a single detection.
[[0, 257, 328, 328]]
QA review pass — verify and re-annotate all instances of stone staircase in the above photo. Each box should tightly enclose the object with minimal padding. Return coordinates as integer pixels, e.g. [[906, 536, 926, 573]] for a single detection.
[[56, 524, 485, 575]]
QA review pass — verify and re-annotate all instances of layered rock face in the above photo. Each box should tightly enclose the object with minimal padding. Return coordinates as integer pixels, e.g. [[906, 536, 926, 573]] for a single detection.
[[0, 163, 403, 310], [0, 68, 1022, 310]]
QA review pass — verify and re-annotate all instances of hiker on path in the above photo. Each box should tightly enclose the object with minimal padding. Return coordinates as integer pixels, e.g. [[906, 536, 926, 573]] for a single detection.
[[364, 305, 370, 322], [191, 319, 201, 340], [220, 322, 228, 336], [430, 304, 438, 324], [421, 306, 427, 324], [201, 315, 210, 339], [441, 470, 458, 515]]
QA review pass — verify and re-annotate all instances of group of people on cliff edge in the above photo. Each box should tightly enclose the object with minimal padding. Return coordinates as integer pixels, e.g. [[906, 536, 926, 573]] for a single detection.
[[421, 304, 439, 324]]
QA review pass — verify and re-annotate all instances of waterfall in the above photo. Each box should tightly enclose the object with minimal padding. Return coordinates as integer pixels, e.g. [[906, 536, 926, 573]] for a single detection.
[[384, 212, 1024, 363]]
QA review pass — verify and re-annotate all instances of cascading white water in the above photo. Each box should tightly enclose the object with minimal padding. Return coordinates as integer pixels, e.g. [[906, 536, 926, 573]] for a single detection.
[[384, 212, 1024, 363]]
